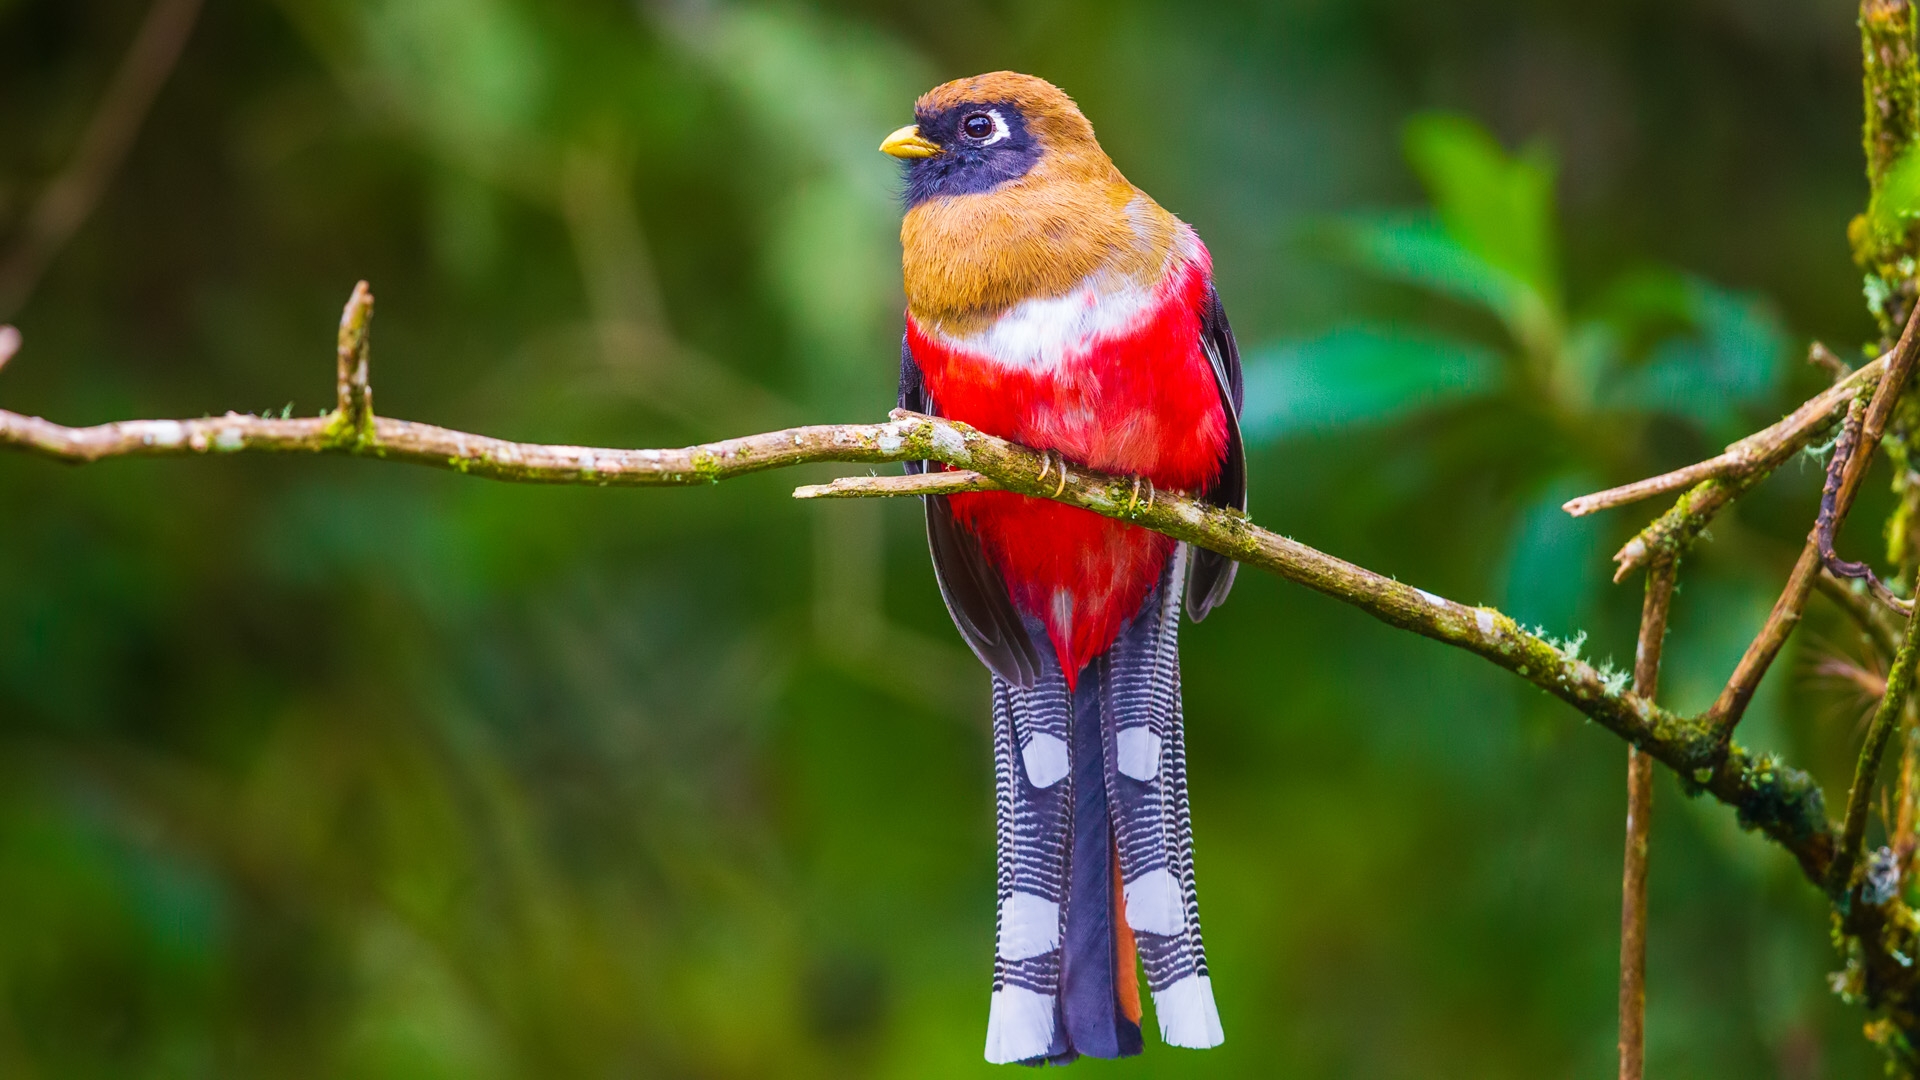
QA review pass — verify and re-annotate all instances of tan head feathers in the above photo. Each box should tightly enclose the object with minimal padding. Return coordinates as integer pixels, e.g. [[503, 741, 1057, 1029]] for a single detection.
[[915, 72, 1097, 150]]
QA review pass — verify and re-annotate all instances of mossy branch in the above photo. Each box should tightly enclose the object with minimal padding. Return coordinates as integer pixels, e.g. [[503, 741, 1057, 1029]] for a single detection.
[[1697, 306, 1920, 742], [1618, 557, 1676, 1080], [0, 282, 1841, 887], [330, 280, 374, 445], [1565, 256, 1920, 1061], [1854, 0, 1920, 337], [1565, 353, 1889, 527], [1835, 602, 1920, 893]]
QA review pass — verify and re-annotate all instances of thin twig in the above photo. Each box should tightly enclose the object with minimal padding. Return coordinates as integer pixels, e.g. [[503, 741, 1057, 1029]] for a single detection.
[[795, 471, 999, 499], [1816, 391, 1917, 613], [0, 283, 1839, 885], [1709, 544, 1824, 730], [0, 405, 941, 484], [1819, 568, 1907, 661], [1811, 341, 1853, 380], [1620, 557, 1676, 1080], [0, 0, 205, 317], [1829, 309, 1920, 514], [0, 327, 18, 373], [1605, 477, 1736, 585], [1707, 303, 1920, 741], [1833, 601, 1920, 894], [332, 281, 374, 443], [1566, 353, 1888, 521]]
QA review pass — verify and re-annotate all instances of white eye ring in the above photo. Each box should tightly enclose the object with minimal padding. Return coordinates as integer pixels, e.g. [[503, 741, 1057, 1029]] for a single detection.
[[966, 110, 1010, 146]]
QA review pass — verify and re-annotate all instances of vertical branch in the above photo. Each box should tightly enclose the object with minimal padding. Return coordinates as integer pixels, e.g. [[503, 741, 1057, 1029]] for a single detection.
[[1620, 557, 1676, 1080], [1855, 0, 1920, 338], [1896, 710, 1918, 870], [1865, 0, 1920, 186], [1811, 392, 1913, 611], [1886, 433, 1920, 587], [332, 281, 374, 443], [1835, 602, 1920, 893], [1856, 2, 1920, 915]]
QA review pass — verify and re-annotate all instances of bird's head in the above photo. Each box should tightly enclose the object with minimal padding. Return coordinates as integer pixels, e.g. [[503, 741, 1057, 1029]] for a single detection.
[[884, 72, 1165, 327], [880, 72, 1111, 208]]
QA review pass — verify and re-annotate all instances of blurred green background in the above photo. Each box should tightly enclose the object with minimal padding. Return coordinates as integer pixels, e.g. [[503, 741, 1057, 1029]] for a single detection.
[[0, 0, 1898, 1075]]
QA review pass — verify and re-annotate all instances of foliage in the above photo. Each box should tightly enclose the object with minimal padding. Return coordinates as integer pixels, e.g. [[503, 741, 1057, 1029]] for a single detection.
[[1246, 112, 1787, 448], [0, 0, 1887, 1077], [1245, 111, 1789, 647]]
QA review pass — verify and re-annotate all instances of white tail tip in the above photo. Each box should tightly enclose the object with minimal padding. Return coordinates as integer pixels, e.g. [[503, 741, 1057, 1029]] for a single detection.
[[984, 986, 1057, 1063], [1153, 974, 1224, 1049], [1122, 867, 1184, 937]]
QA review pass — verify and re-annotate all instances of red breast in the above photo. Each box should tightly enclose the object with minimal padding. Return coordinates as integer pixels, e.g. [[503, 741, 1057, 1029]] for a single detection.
[[890, 73, 1229, 681]]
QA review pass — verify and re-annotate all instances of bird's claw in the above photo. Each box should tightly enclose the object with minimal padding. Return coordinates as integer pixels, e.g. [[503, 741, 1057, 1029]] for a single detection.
[[1035, 450, 1069, 495], [1126, 475, 1154, 515], [1032, 450, 1075, 499]]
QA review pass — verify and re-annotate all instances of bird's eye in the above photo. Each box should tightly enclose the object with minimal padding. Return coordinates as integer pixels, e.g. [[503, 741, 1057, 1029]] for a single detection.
[[962, 113, 996, 140]]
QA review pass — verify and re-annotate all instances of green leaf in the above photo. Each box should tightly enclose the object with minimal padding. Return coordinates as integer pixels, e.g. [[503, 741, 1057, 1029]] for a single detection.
[[1553, 267, 1694, 406], [1402, 112, 1560, 307], [1500, 474, 1608, 639], [1602, 277, 1787, 436], [1586, 266, 1696, 331], [1338, 214, 1533, 324], [1239, 325, 1505, 443]]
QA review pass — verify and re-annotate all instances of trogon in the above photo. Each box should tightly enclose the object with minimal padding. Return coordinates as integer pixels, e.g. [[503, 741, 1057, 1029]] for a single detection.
[[881, 71, 1245, 1064]]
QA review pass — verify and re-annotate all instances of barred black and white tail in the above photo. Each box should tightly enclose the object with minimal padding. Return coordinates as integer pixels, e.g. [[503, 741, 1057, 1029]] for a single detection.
[[984, 546, 1223, 1064]]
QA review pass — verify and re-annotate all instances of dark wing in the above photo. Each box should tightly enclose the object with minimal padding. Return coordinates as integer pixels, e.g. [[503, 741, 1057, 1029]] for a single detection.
[[901, 334, 1043, 686], [1186, 285, 1246, 621]]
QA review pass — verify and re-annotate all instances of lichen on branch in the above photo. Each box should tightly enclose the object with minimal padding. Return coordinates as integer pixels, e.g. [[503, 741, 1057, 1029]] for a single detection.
[[0, 284, 1843, 891], [1854, 0, 1920, 336]]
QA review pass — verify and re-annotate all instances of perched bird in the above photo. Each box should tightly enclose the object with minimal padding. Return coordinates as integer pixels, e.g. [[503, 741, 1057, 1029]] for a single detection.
[[881, 72, 1245, 1064]]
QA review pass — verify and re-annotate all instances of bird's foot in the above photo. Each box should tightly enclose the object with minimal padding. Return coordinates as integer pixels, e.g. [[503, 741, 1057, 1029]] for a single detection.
[[1035, 450, 1071, 498], [1126, 475, 1155, 516]]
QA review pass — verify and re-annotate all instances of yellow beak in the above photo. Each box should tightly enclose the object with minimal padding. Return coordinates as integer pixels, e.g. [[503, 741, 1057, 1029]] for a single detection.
[[879, 125, 942, 159]]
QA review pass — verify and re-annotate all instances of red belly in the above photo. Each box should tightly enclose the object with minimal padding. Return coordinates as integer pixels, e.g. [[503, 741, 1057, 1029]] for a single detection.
[[908, 262, 1227, 683]]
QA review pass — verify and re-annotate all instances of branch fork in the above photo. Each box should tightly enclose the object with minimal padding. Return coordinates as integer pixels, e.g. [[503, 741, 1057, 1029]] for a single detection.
[[1567, 296, 1920, 1055], [1, 279, 1912, 1051], [329, 280, 375, 447], [0, 282, 1837, 888]]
